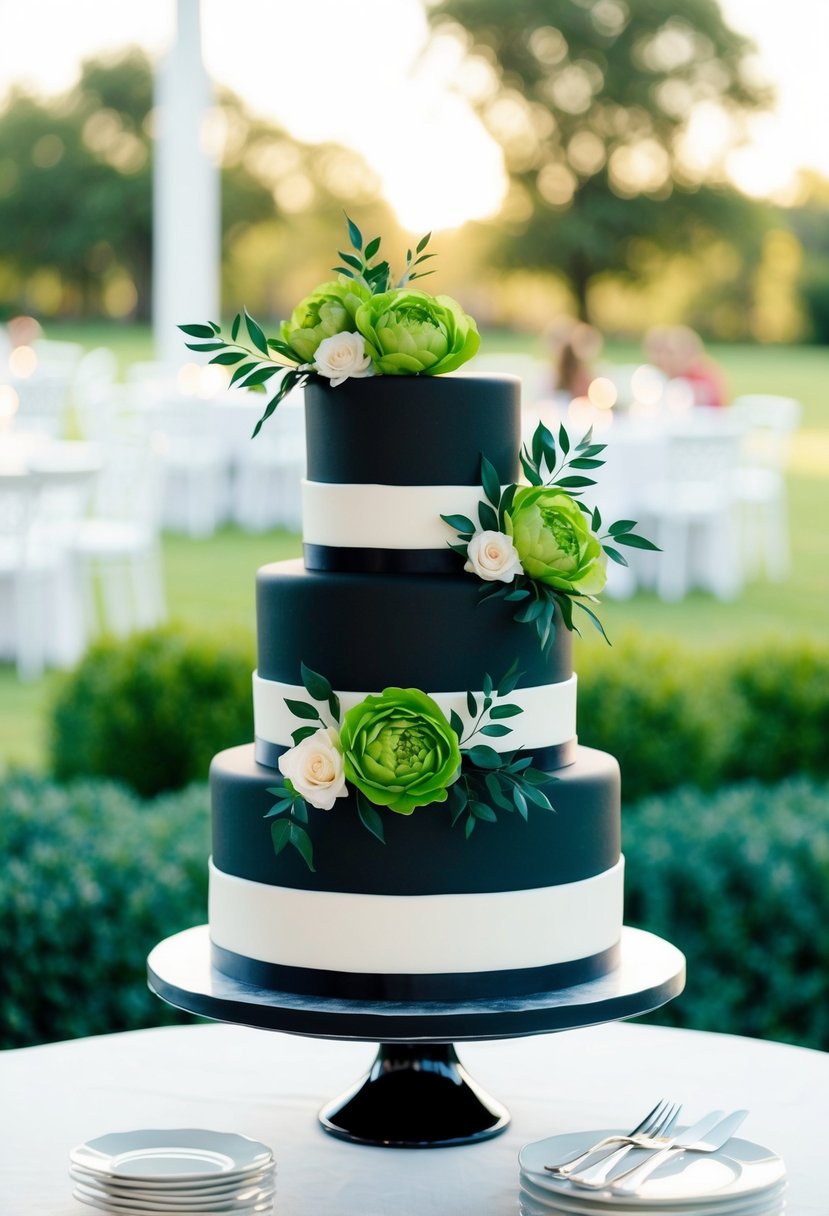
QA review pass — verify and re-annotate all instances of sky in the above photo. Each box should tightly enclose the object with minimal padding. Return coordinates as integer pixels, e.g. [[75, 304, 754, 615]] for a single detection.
[[2, 0, 828, 231]]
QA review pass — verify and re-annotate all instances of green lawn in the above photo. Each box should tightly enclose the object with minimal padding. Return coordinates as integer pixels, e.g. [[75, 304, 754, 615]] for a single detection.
[[1, 330, 827, 771]]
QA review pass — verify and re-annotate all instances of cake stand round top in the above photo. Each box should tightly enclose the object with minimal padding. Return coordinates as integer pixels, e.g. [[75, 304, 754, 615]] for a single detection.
[[147, 925, 685, 1044]]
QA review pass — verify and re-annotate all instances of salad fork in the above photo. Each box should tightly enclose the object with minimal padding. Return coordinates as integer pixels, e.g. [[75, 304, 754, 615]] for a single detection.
[[545, 1099, 681, 1177]]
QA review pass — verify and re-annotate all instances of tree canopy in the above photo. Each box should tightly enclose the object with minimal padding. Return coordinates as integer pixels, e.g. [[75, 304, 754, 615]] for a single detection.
[[429, 0, 773, 319], [0, 49, 384, 320]]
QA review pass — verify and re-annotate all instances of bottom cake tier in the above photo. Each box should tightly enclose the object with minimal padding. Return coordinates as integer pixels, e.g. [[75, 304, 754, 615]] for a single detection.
[[208, 742, 624, 1002]]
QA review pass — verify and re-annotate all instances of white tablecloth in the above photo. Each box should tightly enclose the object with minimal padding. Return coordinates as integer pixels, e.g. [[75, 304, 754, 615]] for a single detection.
[[1, 1020, 824, 1214]]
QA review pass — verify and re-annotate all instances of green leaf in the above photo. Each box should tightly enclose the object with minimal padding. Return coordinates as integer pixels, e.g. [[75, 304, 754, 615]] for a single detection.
[[264, 800, 292, 818], [531, 423, 544, 470], [331, 266, 355, 279], [482, 672, 493, 698], [448, 781, 468, 824], [239, 365, 280, 387], [229, 361, 258, 387], [244, 309, 269, 356], [328, 692, 341, 723], [291, 725, 320, 745], [558, 423, 571, 456], [357, 794, 386, 844], [608, 519, 637, 534], [449, 709, 464, 741], [592, 505, 603, 532], [577, 600, 611, 644], [554, 475, 595, 489], [209, 351, 246, 365], [465, 745, 503, 770], [231, 313, 241, 342], [289, 823, 316, 872], [300, 662, 334, 703], [284, 698, 322, 721], [466, 690, 478, 717], [498, 482, 517, 530], [603, 544, 629, 567], [291, 797, 308, 824], [490, 703, 523, 719], [448, 542, 470, 557], [346, 215, 363, 251], [441, 513, 476, 534], [521, 782, 553, 811], [179, 323, 217, 339], [270, 819, 291, 855], [477, 501, 499, 532], [520, 452, 544, 486], [184, 341, 227, 352], [251, 371, 306, 438], [514, 598, 546, 623], [266, 338, 301, 362], [556, 592, 575, 633], [503, 587, 530, 602], [364, 236, 381, 260], [480, 454, 501, 508], [485, 772, 513, 811], [568, 457, 604, 469], [512, 783, 528, 819], [416, 231, 431, 253], [613, 532, 661, 551], [338, 251, 364, 272], [464, 815, 476, 839], [480, 724, 512, 737], [470, 801, 497, 822], [496, 658, 522, 696], [478, 583, 508, 604]]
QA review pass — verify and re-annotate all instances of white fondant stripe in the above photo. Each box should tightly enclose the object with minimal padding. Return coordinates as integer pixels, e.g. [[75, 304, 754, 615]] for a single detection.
[[209, 857, 624, 975], [253, 672, 577, 753], [301, 480, 497, 550]]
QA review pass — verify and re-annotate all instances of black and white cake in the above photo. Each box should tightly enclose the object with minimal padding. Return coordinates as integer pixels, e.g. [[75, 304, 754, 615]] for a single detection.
[[207, 374, 623, 1002], [180, 219, 656, 1008]]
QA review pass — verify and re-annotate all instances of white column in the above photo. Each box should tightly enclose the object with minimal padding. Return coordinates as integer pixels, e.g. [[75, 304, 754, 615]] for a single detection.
[[152, 0, 220, 368]]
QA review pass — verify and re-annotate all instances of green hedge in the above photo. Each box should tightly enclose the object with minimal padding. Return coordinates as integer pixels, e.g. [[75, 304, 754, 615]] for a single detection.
[[0, 771, 208, 1048], [3, 770, 828, 1051], [625, 776, 829, 1049], [49, 625, 254, 798], [576, 634, 829, 802]]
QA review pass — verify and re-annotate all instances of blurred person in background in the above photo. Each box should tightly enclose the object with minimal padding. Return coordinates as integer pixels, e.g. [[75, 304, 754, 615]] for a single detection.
[[547, 317, 604, 401], [644, 325, 728, 407]]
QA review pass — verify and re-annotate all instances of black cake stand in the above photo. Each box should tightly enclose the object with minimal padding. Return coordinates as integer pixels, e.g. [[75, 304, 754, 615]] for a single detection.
[[147, 924, 684, 1149]]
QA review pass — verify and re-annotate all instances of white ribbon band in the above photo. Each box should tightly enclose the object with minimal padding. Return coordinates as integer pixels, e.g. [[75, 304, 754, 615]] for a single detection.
[[253, 672, 577, 753]]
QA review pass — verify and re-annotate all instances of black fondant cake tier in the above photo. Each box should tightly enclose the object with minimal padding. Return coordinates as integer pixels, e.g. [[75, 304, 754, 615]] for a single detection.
[[256, 560, 571, 690], [210, 743, 619, 896]]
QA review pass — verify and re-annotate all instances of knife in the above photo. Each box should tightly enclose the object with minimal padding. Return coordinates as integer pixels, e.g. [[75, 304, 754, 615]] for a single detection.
[[568, 1109, 725, 1189], [610, 1109, 750, 1194]]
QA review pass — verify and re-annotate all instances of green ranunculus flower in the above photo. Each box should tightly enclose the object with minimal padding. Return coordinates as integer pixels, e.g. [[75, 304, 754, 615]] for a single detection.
[[280, 279, 372, 363], [507, 486, 607, 597], [340, 687, 462, 815], [354, 288, 480, 375]]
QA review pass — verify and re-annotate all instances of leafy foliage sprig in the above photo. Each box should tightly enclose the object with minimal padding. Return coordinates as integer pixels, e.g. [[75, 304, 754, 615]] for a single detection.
[[265, 661, 555, 870], [332, 215, 435, 292], [444, 421, 659, 649]]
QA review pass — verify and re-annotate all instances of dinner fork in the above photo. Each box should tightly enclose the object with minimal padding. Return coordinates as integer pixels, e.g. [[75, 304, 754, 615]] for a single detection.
[[544, 1099, 681, 1177]]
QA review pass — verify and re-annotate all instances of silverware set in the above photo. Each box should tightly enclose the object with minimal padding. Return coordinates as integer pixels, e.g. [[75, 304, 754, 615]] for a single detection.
[[544, 1100, 749, 1192]]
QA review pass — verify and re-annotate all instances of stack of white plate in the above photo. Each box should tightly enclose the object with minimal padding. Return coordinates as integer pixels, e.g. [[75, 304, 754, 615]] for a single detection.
[[519, 1130, 787, 1216], [69, 1128, 275, 1215]]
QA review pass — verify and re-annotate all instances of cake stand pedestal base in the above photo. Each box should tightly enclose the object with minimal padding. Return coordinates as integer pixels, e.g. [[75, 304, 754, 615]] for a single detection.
[[148, 925, 685, 1148], [319, 1042, 509, 1147]]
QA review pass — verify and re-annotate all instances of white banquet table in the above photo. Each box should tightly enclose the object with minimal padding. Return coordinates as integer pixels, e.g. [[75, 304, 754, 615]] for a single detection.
[[0, 1020, 824, 1215]]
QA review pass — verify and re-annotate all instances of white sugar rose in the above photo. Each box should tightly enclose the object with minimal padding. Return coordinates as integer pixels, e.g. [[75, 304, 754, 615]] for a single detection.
[[278, 727, 348, 810], [464, 529, 524, 583], [313, 331, 374, 386]]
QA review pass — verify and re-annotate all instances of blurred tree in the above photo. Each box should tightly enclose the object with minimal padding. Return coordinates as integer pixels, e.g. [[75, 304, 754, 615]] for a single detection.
[[429, 0, 773, 321], [786, 172, 829, 343], [0, 49, 385, 320]]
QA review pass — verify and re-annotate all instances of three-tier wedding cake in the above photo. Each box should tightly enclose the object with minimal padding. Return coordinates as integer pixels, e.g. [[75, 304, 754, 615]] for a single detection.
[[182, 220, 654, 1005]]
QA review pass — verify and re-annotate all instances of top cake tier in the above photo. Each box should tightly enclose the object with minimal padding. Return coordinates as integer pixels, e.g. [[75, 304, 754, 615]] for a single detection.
[[302, 374, 521, 575]]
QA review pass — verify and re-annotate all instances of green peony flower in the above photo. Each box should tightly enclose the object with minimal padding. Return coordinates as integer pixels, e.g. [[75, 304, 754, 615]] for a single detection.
[[340, 687, 462, 815], [280, 279, 371, 363], [354, 288, 480, 375], [507, 486, 607, 596]]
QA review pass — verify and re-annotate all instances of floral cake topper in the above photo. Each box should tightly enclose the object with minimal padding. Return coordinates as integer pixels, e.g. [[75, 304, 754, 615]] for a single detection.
[[179, 216, 480, 437]]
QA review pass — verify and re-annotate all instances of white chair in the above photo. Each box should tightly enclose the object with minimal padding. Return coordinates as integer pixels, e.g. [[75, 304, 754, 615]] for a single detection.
[[728, 395, 801, 582], [636, 415, 744, 602], [72, 347, 119, 436], [233, 391, 305, 532], [12, 370, 75, 437], [68, 433, 167, 640]]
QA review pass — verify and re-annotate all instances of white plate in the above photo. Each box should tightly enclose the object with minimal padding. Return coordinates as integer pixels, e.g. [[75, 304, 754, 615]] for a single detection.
[[519, 1131, 786, 1206], [519, 1198, 784, 1216], [69, 1167, 275, 1201], [72, 1179, 274, 1213], [520, 1175, 787, 1216], [70, 1130, 273, 1183], [72, 1188, 272, 1216]]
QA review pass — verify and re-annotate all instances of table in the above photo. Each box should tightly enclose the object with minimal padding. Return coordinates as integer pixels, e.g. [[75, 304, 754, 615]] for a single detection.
[[1, 1020, 824, 1214]]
